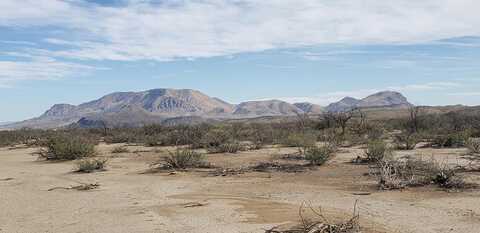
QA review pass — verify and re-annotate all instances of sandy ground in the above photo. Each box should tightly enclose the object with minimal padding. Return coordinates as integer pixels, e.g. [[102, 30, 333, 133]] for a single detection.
[[1, 144, 480, 233]]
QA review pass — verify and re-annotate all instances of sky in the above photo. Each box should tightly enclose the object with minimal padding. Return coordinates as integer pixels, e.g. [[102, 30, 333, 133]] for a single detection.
[[1, 0, 480, 122]]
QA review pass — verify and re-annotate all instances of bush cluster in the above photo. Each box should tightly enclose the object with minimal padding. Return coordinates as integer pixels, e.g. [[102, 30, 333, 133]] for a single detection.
[[75, 158, 108, 173], [163, 149, 208, 169], [37, 135, 96, 160], [304, 145, 335, 165]]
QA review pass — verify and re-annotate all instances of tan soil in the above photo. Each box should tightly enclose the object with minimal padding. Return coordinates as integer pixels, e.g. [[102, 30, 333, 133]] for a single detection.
[[1, 143, 480, 233]]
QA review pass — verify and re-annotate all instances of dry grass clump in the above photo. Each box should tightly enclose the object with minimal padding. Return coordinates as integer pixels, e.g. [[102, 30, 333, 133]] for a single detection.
[[37, 135, 96, 160], [111, 146, 129, 153], [163, 149, 209, 169], [466, 138, 480, 155], [75, 158, 108, 173], [373, 156, 468, 190], [266, 202, 360, 233]]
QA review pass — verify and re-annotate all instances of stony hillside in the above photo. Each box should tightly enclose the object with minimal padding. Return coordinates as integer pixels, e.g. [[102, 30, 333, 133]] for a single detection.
[[326, 91, 412, 112], [233, 100, 303, 116], [293, 102, 324, 114]]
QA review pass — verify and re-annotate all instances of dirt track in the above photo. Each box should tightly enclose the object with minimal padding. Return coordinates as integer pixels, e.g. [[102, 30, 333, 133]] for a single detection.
[[1, 144, 480, 233]]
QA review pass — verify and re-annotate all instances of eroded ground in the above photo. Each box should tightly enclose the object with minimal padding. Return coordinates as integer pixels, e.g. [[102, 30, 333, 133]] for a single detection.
[[1, 144, 480, 233]]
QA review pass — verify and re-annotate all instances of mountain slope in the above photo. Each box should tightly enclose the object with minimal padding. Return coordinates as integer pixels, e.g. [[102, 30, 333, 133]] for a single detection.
[[293, 102, 324, 114], [325, 97, 361, 112], [326, 91, 412, 112], [233, 100, 303, 116]]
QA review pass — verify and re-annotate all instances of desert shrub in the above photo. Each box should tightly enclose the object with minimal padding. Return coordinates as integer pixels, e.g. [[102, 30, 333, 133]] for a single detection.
[[163, 149, 207, 169], [0, 128, 55, 147], [304, 145, 335, 166], [373, 156, 466, 190], [366, 124, 385, 140], [37, 135, 96, 160], [111, 146, 129, 153], [104, 132, 136, 144], [197, 128, 231, 149], [207, 142, 246, 154], [466, 138, 480, 155], [144, 135, 163, 147], [394, 132, 420, 150], [317, 129, 342, 149], [431, 130, 471, 148], [75, 158, 108, 173], [361, 140, 392, 163], [282, 133, 316, 148]]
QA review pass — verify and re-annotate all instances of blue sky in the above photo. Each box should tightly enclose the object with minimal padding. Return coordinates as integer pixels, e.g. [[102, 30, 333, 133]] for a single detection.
[[1, 0, 480, 122]]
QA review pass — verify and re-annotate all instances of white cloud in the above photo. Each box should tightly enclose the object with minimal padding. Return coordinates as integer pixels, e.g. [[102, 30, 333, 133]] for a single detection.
[[0, 55, 100, 87], [1, 0, 480, 61], [266, 89, 380, 106], [388, 82, 462, 91], [270, 81, 465, 105], [447, 92, 480, 96]]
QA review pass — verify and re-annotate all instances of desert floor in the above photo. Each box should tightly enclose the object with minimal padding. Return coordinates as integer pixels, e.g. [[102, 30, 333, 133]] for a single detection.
[[1, 143, 480, 233]]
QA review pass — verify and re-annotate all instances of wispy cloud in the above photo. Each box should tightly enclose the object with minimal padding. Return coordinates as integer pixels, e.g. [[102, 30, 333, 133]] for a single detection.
[[270, 81, 465, 105], [1, 0, 480, 61], [267, 89, 379, 106], [447, 92, 480, 96], [0, 54, 102, 87], [388, 82, 462, 91]]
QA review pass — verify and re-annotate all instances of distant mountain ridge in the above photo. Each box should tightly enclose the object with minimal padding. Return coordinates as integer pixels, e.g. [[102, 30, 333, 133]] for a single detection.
[[325, 91, 412, 112], [4, 89, 412, 129]]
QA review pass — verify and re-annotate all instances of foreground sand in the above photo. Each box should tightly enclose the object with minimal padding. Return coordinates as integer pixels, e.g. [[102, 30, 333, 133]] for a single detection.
[[1, 144, 480, 233]]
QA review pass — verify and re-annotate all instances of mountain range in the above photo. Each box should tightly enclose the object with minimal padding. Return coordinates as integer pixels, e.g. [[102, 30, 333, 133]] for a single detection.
[[3, 88, 412, 129]]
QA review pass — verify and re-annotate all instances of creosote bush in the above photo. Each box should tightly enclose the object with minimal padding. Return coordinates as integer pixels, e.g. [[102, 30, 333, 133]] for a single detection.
[[37, 135, 96, 160], [163, 149, 208, 169], [431, 130, 471, 148], [207, 142, 246, 154], [111, 146, 129, 153], [361, 140, 392, 163], [304, 145, 335, 166], [75, 158, 108, 173]]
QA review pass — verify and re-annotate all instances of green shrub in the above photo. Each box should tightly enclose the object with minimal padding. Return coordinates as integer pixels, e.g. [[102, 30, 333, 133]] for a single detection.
[[304, 145, 335, 165], [362, 140, 392, 163], [75, 158, 108, 173], [432, 131, 470, 148], [37, 135, 96, 160], [207, 142, 245, 154], [111, 146, 129, 153], [164, 149, 207, 169]]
